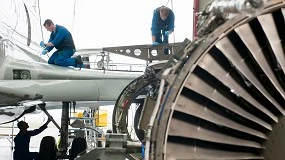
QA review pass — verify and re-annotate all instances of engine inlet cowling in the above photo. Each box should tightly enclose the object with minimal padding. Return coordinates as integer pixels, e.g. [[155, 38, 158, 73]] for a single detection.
[[150, 1, 285, 160]]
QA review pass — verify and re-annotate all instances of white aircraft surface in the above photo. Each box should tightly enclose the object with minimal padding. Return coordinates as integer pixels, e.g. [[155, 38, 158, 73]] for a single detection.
[[0, 0, 147, 158], [0, 0, 177, 159], [0, 0, 143, 132]]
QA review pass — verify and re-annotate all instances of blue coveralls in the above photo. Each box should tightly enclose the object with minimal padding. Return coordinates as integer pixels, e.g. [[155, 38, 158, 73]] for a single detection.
[[151, 6, 175, 44], [141, 142, 145, 160], [13, 124, 48, 160], [45, 25, 77, 67]]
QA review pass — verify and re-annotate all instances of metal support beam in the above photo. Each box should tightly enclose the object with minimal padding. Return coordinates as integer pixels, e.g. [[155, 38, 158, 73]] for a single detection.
[[58, 101, 70, 158], [38, 103, 60, 130], [103, 42, 182, 62]]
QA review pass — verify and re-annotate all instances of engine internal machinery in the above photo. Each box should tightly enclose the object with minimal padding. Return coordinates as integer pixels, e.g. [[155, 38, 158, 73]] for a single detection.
[[113, 0, 285, 159]]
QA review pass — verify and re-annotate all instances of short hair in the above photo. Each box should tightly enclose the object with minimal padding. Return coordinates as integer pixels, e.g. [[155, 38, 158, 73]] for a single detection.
[[43, 19, 54, 26], [17, 121, 25, 129], [160, 6, 169, 17]]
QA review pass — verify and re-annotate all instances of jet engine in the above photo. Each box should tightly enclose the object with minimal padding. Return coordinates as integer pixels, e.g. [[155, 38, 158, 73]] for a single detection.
[[113, 0, 285, 159]]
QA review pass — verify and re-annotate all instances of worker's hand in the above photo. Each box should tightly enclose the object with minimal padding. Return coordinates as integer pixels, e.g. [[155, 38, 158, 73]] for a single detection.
[[165, 31, 171, 36], [42, 50, 48, 55], [152, 42, 160, 46], [40, 41, 45, 48]]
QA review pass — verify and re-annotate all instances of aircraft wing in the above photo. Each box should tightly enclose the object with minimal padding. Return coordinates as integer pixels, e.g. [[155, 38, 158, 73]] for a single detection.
[[0, 79, 133, 104], [0, 56, 142, 80], [0, 56, 143, 106], [0, 56, 143, 124]]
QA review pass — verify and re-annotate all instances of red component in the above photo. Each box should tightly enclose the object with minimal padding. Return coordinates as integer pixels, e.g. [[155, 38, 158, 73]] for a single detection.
[[193, 0, 199, 38], [122, 99, 129, 109]]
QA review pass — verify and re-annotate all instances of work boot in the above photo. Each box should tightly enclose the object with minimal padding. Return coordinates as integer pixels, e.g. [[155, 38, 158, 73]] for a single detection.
[[74, 55, 84, 69]]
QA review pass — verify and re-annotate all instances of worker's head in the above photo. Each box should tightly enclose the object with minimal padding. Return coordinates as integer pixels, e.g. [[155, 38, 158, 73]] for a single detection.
[[43, 19, 55, 32], [160, 6, 169, 20], [17, 121, 29, 131]]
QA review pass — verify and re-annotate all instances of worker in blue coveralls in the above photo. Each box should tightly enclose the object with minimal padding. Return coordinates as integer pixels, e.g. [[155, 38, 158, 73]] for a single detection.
[[151, 6, 175, 46], [13, 119, 51, 160], [40, 19, 83, 69]]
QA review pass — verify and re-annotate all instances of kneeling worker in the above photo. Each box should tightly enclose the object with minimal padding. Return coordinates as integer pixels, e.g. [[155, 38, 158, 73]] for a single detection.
[[40, 19, 83, 69]]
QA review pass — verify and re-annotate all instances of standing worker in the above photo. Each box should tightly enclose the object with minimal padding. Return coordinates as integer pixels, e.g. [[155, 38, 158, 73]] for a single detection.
[[151, 6, 175, 46], [13, 119, 51, 160], [40, 19, 83, 69]]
